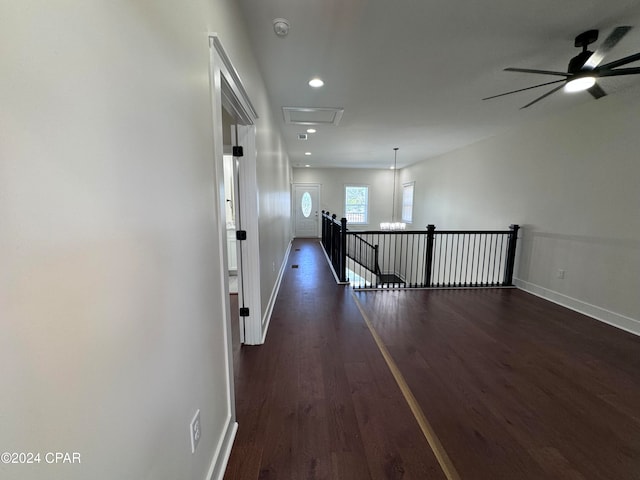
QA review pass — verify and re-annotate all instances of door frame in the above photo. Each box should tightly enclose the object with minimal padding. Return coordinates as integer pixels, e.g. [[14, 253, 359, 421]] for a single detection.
[[292, 183, 322, 238], [209, 34, 263, 347]]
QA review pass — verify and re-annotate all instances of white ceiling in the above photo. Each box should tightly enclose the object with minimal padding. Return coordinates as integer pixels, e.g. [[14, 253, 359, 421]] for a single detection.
[[238, 0, 640, 169]]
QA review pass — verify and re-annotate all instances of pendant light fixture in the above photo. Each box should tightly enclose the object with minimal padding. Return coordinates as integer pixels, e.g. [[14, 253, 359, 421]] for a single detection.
[[380, 147, 406, 231]]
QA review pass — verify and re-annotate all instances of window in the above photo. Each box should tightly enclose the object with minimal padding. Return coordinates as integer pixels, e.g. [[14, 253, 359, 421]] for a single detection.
[[344, 185, 369, 224], [402, 182, 415, 223], [301, 191, 312, 218]]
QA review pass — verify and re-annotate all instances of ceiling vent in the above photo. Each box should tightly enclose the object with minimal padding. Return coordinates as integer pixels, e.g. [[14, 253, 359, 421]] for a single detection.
[[297, 133, 308, 140], [283, 107, 344, 126]]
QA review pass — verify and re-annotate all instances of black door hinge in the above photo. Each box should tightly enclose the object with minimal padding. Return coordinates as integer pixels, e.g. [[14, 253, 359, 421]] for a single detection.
[[232, 146, 243, 157], [236, 230, 247, 241], [239, 307, 249, 317]]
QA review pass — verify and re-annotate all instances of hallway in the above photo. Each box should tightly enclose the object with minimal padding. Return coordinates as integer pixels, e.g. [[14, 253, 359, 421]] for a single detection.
[[224, 239, 640, 480], [224, 239, 445, 479]]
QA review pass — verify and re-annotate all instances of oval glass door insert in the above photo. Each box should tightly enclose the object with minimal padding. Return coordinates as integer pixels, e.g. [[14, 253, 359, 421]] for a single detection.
[[301, 192, 312, 218]]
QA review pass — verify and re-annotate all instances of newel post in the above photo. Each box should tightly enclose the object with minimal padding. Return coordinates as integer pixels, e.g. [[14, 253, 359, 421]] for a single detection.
[[503, 224, 520, 286], [424, 224, 436, 287]]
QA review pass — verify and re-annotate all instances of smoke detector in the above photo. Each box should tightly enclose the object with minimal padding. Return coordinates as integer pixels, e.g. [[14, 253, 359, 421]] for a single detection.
[[273, 18, 290, 37]]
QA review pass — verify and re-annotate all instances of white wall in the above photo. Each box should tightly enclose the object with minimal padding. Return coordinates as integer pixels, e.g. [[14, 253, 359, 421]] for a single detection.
[[257, 133, 292, 317], [292, 167, 399, 230], [399, 87, 640, 333], [0, 1, 290, 480]]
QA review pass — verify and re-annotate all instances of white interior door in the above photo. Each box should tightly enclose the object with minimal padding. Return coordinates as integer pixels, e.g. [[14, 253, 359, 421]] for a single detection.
[[293, 184, 320, 237]]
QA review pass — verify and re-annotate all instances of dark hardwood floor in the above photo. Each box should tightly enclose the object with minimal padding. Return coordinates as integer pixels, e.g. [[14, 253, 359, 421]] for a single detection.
[[225, 239, 446, 479], [225, 239, 640, 480]]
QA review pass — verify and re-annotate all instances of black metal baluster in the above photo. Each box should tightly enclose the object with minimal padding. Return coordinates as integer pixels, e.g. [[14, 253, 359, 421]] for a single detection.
[[440, 234, 445, 287], [465, 234, 470, 286], [491, 233, 499, 286], [463, 233, 470, 286], [406, 233, 412, 288], [497, 234, 505, 286], [451, 234, 456, 286], [479, 234, 486, 286], [438, 234, 445, 287], [469, 234, 476, 286], [490, 234, 498, 285]]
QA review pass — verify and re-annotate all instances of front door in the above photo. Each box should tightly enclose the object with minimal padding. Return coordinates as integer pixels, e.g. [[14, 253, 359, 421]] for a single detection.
[[293, 184, 320, 237]]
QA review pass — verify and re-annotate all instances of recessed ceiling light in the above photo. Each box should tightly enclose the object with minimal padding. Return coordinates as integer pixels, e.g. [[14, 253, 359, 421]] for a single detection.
[[306, 128, 316, 133], [304, 152, 312, 156], [390, 166, 395, 170], [308, 78, 324, 88], [305, 164, 310, 167]]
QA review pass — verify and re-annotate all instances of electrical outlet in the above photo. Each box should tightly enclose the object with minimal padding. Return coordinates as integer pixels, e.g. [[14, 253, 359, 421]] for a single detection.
[[557, 269, 566, 279], [190, 409, 201, 454]]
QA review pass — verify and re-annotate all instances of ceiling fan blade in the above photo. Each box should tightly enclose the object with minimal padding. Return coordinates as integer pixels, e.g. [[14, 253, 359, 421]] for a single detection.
[[520, 84, 565, 109], [482, 79, 566, 101], [588, 83, 607, 99], [598, 66, 640, 77], [583, 26, 632, 70], [598, 52, 640, 70], [505, 67, 568, 77]]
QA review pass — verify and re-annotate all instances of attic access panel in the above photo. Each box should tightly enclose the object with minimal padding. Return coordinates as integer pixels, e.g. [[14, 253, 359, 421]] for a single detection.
[[282, 106, 344, 126]]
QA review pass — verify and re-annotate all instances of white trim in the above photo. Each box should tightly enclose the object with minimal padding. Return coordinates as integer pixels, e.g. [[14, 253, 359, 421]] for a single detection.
[[208, 35, 238, 476], [260, 240, 293, 343], [236, 125, 263, 345], [514, 278, 640, 336], [207, 33, 259, 478], [209, 33, 262, 346], [205, 416, 238, 480], [210, 36, 258, 122]]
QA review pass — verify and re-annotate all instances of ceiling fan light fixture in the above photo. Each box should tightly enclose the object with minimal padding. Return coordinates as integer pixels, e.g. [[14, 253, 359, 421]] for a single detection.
[[564, 76, 596, 93]]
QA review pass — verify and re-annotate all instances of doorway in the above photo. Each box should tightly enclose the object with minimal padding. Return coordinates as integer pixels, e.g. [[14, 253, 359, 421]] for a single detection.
[[210, 34, 263, 347], [293, 183, 321, 237]]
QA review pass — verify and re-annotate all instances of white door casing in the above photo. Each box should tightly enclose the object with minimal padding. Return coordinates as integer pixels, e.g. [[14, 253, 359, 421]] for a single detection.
[[234, 124, 262, 344]]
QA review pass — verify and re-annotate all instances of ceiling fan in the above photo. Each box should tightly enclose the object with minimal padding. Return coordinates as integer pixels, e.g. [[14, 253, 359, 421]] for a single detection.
[[484, 26, 640, 109]]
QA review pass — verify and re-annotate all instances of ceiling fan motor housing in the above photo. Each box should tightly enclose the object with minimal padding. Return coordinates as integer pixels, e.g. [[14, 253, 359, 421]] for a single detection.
[[574, 29, 599, 48], [569, 30, 599, 73], [569, 50, 594, 73]]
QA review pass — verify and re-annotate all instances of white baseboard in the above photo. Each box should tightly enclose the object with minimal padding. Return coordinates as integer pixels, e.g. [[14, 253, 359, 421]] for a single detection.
[[514, 278, 640, 336], [260, 240, 293, 344], [320, 240, 351, 285], [205, 416, 238, 480]]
